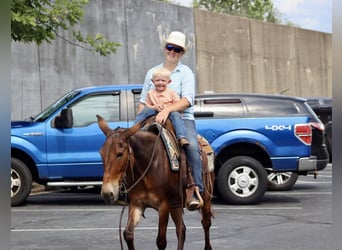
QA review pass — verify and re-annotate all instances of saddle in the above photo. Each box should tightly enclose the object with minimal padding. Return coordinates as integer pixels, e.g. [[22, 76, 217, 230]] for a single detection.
[[141, 116, 214, 172], [143, 121, 182, 171], [140, 116, 214, 209]]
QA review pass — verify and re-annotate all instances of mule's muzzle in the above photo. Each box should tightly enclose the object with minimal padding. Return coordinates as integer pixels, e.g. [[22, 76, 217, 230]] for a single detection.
[[101, 184, 120, 205], [101, 191, 118, 205]]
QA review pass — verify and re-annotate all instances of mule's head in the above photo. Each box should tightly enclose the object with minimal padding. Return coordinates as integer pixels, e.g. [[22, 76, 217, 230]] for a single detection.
[[97, 115, 141, 204]]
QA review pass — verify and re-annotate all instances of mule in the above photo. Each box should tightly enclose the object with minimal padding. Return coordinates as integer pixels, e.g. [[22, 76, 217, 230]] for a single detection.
[[97, 115, 214, 250]]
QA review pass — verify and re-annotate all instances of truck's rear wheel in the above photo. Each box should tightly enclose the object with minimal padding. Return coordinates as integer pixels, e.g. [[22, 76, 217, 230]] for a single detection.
[[11, 158, 32, 206], [216, 156, 268, 204]]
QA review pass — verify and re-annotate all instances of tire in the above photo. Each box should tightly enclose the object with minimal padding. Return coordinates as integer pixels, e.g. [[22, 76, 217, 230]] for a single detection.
[[267, 171, 298, 191], [11, 158, 32, 206], [325, 121, 332, 162], [325, 134, 332, 163], [216, 156, 268, 205]]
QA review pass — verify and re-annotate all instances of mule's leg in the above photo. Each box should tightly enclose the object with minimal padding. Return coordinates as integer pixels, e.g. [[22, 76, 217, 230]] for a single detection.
[[124, 206, 143, 250], [156, 202, 170, 250], [201, 192, 213, 250], [170, 207, 186, 250]]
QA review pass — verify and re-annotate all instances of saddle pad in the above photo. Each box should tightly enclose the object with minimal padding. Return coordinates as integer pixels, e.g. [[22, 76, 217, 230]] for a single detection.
[[198, 135, 215, 172], [145, 122, 180, 171]]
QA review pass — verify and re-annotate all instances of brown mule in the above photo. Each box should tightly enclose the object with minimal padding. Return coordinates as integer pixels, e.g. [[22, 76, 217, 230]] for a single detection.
[[97, 115, 214, 250]]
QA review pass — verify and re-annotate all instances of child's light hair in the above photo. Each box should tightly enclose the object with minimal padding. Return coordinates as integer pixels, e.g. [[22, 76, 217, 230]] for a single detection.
[[152, 67, 171, 79]]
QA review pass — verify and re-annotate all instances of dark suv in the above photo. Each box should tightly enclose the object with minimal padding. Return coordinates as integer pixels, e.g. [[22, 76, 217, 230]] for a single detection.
[[306, 97, 332, 124], [306, 97, 332, 161]]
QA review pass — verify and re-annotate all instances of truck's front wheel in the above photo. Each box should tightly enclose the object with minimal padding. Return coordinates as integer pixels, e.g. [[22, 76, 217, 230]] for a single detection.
[[216, 156, 268, 204], [11, 158, 32, 206]]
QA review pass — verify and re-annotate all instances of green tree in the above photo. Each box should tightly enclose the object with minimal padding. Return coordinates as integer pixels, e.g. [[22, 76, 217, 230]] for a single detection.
[[193, 0, 282, 23], [11, 0, 121, 56]]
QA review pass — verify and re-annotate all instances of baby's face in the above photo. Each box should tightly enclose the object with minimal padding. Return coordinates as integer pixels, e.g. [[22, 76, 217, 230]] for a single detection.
[[152, 74, 170, 92]]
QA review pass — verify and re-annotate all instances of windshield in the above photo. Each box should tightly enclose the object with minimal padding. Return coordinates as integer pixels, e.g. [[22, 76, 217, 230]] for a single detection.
[[29, 90, 81, 122]]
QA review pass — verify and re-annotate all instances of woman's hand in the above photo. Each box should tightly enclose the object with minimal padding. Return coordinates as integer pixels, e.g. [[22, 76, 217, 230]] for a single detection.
[[156, 109, 170, 124], [155, 98, 190, 124]]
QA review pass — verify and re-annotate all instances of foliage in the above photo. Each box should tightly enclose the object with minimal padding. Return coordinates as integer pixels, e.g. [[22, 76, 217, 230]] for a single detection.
[[193, 0, 282, 23], [11, 0, 121, 56]]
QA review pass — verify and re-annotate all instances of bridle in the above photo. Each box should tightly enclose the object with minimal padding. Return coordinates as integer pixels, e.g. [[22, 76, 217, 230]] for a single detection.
[[119, 131, 161, 194]]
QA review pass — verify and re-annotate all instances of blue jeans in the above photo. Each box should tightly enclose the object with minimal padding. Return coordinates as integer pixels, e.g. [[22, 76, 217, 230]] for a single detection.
[[183, 119, 203, 193], [135, 107, 187, 139]]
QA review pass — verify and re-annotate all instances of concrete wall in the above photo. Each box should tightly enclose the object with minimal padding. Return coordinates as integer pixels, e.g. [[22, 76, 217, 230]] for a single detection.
[[194, 9, 332, 96], [11, 0, 331, 120]]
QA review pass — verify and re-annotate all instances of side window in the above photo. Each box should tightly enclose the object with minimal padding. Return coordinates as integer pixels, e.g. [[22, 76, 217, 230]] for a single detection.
[[133, 92, 141, 117], [127, 88, 142, 120], [70, 94, 120, 127], [202, 99, 244, 117], [246, 98, 300, 116]]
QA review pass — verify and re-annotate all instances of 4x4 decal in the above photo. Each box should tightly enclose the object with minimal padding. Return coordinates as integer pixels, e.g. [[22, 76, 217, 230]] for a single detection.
[[265, 125, 292, 131]]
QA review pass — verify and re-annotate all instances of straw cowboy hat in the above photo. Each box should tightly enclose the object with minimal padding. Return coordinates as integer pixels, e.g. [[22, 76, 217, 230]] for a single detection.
[[163, 31, 191, 52]]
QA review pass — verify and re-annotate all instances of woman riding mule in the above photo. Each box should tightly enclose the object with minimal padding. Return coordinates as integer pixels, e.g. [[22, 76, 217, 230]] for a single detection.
[[137, 31, 203, 210], [97, 115, 214, 250]]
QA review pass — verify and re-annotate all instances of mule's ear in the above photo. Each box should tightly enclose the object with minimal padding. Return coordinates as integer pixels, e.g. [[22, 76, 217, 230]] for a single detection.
[[97, 115, 112, 136], [124, 122, 142, 139]]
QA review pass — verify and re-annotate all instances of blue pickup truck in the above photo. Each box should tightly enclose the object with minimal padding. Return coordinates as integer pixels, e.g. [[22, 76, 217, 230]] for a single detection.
[[11, 84, 329, 206]]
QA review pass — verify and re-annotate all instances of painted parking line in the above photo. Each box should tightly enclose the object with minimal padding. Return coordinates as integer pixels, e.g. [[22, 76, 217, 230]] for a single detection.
[[11, 208, 119, 212], [11, 226, 217, 232], [11, 204, 305, 213], [268, 191, 331, 195], [212, 206, 302, 210], [313, 172, 332, 175], [296, 181, 332, 184]]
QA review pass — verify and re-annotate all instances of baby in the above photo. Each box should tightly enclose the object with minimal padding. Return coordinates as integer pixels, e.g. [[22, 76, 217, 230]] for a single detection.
[[135, 67, 189, 147]]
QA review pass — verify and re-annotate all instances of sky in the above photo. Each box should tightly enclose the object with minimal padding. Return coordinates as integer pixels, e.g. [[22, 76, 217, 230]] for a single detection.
[[172, 0, 332, 33]]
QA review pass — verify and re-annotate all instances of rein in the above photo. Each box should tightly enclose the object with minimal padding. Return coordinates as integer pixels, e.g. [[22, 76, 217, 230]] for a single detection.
[[124, 131, 161, 193], [117, 131, 162, 250]]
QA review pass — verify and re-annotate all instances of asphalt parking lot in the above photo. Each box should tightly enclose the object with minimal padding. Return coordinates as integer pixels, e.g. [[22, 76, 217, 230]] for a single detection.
[[11, 164, 332, 250]]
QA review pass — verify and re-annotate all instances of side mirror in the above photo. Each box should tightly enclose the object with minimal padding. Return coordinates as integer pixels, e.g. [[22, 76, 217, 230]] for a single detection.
[[54, 108, 73, 128]]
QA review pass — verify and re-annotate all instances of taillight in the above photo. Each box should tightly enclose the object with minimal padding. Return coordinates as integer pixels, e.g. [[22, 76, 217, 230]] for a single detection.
[[294, 124, 312, 145]]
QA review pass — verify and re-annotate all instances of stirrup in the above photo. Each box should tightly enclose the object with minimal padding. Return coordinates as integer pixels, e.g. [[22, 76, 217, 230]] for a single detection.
[[187, 198, 200, 211], [186, 186, 204, 211]]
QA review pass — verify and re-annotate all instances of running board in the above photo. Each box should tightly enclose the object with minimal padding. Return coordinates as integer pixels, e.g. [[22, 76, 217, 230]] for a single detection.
[[46, 181, 102, 187]]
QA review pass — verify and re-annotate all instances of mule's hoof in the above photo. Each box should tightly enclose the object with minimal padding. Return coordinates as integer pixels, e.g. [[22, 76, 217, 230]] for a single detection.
[[187, 198, 201, 211]]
